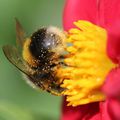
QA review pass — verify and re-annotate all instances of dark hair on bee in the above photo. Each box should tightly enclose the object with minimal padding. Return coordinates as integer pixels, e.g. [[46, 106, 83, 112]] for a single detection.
[[29, 28, 48, 61]]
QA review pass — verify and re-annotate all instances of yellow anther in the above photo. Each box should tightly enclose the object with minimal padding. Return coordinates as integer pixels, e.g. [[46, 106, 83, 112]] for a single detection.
[[60, 20, 116, 106]]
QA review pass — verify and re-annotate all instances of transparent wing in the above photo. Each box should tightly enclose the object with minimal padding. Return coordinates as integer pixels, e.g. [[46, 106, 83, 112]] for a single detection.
[[2, 45, 29, 76], [2, 45, 47, 90], [2, 45, 65, 95], [15, 18, 26, 47]]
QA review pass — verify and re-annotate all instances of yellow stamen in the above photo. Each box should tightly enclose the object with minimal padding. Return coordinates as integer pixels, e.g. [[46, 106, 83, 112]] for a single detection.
[[60, 20, 116, 106]]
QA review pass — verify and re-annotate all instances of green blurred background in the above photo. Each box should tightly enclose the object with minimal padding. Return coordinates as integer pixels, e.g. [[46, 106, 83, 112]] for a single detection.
[[0, 0, 65, 120]]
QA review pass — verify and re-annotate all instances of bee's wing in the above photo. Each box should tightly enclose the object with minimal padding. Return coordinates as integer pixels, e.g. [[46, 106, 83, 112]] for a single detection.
[[15, 18, 26, 47], [2, 45, 30, 76], [3, 45, 65, 95]]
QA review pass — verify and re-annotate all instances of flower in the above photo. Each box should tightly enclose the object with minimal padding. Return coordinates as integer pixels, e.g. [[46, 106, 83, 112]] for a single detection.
[[61, 20, 115, 106], [61, 0, 120, 120]]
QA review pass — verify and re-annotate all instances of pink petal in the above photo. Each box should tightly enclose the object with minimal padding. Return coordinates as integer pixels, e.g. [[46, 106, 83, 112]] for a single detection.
[[100, 101, 111, 120], [61, 97, 100, 120], [102, 67, 120, 119], [106, 23, 120, 63], [98, 0, 120, 63], [63, 0, 97, 30], [100, 99, 120, 120], [102, 67, 120, 98], [99, 0, 120, 27], [108, 98, 120, 120]]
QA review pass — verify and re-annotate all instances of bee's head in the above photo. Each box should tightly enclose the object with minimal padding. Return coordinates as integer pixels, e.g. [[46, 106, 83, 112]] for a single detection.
[[22, 26, 66, 67], [29, 27, 66, 60]]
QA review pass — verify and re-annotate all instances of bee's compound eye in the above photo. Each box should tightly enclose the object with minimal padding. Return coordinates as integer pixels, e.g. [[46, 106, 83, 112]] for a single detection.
[[29, 28, 48, 60]]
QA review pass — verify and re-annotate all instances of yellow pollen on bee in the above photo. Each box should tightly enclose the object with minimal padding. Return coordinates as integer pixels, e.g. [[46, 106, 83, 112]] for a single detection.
[[59, 20, 116, 106], [22, 38, 39, 67]]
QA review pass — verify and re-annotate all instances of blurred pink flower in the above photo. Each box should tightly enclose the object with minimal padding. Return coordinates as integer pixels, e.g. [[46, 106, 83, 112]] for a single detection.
[[61, 0, 120, 120]]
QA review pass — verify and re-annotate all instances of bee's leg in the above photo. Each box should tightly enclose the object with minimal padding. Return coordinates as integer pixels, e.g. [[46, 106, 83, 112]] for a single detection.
[[59, 62, 68, 66], [60, 54, 75, 58]]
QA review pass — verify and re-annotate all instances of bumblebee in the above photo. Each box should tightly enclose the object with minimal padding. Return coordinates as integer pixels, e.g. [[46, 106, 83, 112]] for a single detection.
[[3, 19, 67, 95]]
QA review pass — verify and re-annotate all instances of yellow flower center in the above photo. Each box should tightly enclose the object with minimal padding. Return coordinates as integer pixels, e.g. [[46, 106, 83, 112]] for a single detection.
[[60, 20, 116, 106]]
